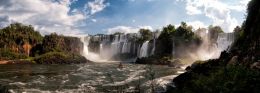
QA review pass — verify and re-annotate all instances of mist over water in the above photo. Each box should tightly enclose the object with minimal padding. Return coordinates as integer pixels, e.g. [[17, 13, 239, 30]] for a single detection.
[[138, 41, 149, 58], [190, 30, 235, 61]]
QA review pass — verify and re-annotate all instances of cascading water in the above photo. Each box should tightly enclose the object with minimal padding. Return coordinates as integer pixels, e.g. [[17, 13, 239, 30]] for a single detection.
[[80, 36, 90, 57], [190, 31, 235, 61], [151, 33, 156, 55], [80, 36, 105, 62], [81, 31, 235, 62], [81, 34, 142, 62], [217, 33, 235, 51], [172, 42, 176, 56], [139, 41, 150, 58], [122, 42, 131, 53], [111, 35, 121, 56]]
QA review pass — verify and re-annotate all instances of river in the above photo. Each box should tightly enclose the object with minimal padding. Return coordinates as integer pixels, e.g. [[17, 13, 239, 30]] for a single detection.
[[0, 62, 185, 93]]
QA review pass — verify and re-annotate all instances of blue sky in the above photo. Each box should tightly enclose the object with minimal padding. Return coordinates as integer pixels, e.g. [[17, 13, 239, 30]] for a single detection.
[[0, 0, 250, 35]]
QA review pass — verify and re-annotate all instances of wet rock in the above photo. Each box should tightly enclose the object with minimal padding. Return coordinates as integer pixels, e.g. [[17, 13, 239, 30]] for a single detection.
[[228, 56, 238, 65], [185, 66, 191, 72], [0, 84, 9, 93], [250, 62, 260, 69], [190, 62, 199, 70]]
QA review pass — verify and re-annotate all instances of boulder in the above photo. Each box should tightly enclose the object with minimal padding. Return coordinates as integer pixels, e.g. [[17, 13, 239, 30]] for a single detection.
[[250, 62, 260, 69], [228, 56, 238, 65]]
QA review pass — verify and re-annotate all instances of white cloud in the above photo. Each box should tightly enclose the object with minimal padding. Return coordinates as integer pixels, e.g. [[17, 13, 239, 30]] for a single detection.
[[0, 0, 88, 35], [0, 0, 109, 35], [107, 25, 153, 34], [85, 0, 109, 15], [139, 26, 153, 30], [186, 5, 202, 15], [186, 21, 207, 30], [107, 26, 139, 34], [179, 0, 249, 32]]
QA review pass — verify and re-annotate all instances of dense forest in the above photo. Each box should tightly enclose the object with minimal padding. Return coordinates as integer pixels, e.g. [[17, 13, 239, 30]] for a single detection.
[[0, 23, 87, 64]]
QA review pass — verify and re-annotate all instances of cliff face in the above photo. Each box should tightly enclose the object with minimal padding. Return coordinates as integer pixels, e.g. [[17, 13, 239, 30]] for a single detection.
[[229, 0, 260, 66], [42, 33, 83, 55], [0, 23, 84, 61]]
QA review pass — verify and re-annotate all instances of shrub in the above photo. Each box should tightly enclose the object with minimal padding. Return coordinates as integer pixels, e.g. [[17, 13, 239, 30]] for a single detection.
[[0, 48, 28, 60], [34, 52, 87, 64]]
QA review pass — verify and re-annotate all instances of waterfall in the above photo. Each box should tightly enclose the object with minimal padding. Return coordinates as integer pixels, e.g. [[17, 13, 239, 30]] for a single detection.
[[80, 36, 90, 57], [111, 35, 120, 56], [122, 42, 131, 53], [151, 33, 156, 55], [81, 33, 156, 61], [80, 36, 105, 62], [191, 31, 236, 61], [217, 33, 235, 51], [139, 41, 149, 58], [172, 42, 175, 56], [100, 43, 103, 56], [80, 31, 236, 62]]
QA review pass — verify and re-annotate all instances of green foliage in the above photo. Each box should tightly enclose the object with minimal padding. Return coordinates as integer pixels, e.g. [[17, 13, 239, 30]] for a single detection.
[[156, 22, 202, 56], [41, 33, 83, 54], [88, 38, 100, 53], [137, 29, 153, 43], [156, 24, 176, 55], [172, 66, 260, 93], [196, 66, 259, 93], [0, 23, 43, 58], [208, 25, 224, 43], [34, 52, 87, 64], [174, 22, 200, 45], [0, 23, 43, 48], [113, 32, 124, 35], [0, 48, 28, 60], [0, 23, 84, 63], [42, 33, 64, 53]]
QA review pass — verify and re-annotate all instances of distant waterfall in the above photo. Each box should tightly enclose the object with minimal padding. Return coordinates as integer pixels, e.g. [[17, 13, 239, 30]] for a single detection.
[[80, 36, 90, 57], [191, 32, 236, 61], [122, 42, 131, 53], [80, 36, 105, 62], [82, 34, 140, 61], [80, 31, 236, 62], [217, 33, 235, 51], [139, 41, 149, 58], [151, 33, 156, 55], [172, 42, 175, 56]]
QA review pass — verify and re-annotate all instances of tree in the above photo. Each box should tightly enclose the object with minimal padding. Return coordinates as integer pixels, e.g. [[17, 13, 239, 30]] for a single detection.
[[156, 24, 176, 55], [208, 26, 224, 44], [0, 23, 43, 55], [42, 33, 65, 53], [137, 29, 153, 43]]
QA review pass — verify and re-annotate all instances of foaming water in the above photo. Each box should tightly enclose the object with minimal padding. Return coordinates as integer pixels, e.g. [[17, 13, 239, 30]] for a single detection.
[[0, 63, 182, 93]]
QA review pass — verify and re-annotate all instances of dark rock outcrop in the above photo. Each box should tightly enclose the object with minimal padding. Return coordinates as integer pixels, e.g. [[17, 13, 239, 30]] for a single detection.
[[166, 0, 260, 92], [0, 84, 9, 93]]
